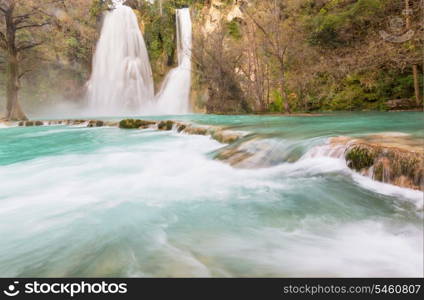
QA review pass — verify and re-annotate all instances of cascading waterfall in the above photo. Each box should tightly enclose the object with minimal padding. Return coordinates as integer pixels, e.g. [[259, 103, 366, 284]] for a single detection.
[[155, 8, 193, 115], [86, 0, 154, 116]]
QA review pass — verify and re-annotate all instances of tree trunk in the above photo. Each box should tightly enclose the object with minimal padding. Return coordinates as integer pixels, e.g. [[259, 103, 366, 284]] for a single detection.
[[6, 53, 27, 120], [412, 64, 421, 106], [4, 7, 27, 121], [404, 0, 421, 107]]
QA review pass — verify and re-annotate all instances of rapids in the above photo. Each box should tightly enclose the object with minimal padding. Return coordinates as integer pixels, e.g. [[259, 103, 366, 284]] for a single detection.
[[0, 112, 422, 277]]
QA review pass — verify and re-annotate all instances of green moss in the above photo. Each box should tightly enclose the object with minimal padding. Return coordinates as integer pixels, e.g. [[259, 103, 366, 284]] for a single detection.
[[345, 145, 376, 171], [227, 20, 242, 40]]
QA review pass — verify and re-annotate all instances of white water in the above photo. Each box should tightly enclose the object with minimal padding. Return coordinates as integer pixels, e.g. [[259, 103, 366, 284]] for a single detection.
[[302, 140, 424, 210], [86, 2, 154, 116], [155, 8, 193, 114], [0, 126, 422, 277]]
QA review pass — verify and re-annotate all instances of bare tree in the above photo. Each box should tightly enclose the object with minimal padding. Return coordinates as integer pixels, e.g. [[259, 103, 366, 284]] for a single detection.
[[0, 0, 59, 120], [244, 0, 295, 113], [192, 22, 249, 113]]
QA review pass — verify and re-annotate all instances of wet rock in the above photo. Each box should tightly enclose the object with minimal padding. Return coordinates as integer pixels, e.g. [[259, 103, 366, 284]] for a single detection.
[[158, 120, 174, 131], [25, 121, 34, 127], [211, 130, 242, 144], [386, 98, 419, 111], [177, 124, 187, 133], [104, 121, 119, 127], [35, 121, 43, 126], [88, 120, 104, 127], [214, 138, 284, 168], [182, 126, 209, 136], [344, 139, 424, 191], [119, 119, 156, 129]]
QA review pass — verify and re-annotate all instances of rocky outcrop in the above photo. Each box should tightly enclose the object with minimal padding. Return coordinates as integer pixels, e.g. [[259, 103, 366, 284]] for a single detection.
[[158, 120, 174, 131], [18, 120, 44, 127], [116, 118, 246, 144], [329, 134, 424, 191], [386, 98, 421, 111], [119, 119, 156, 129], [345, 142, 423, 191]]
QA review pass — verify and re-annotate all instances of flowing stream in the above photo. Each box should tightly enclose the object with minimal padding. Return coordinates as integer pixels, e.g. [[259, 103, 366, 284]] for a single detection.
[[0, 112, 422, 277]]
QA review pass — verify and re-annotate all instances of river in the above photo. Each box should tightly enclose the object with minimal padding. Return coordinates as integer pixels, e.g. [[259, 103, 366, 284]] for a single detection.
[[0, 112, 422, 277]]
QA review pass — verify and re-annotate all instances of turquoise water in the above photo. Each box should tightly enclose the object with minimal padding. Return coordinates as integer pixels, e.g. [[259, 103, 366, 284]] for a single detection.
[[0, 112, 422, 277]]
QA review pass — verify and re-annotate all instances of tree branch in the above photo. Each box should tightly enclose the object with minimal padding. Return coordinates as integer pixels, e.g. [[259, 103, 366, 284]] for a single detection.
[[0, 30, 6, 50], [19, 69, 32, 79], [16, 22, 50, 31], [17, 41, 43, 52], [13, 12, 39, 25]]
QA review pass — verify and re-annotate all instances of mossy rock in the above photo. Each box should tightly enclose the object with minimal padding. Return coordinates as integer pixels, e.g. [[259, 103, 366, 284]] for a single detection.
[[345, 145, 376, 171], [119, 119, 155, 129], [158, 120, 174, 131], [177, 124, 187, 133], [88, 120, 104, 127], [345, 142, 423, 190], [25, 121, 35, 127], [35, 121, 44, 126]]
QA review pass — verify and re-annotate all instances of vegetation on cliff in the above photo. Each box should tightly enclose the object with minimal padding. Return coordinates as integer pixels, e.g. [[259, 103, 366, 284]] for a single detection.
[[190, 0, 423, 113]]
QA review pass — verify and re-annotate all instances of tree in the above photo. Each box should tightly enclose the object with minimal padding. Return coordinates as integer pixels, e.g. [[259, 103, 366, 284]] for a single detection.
[[244, 0, 296, 113], [0, 0, 59, 120], [404, 0, 421, 106]]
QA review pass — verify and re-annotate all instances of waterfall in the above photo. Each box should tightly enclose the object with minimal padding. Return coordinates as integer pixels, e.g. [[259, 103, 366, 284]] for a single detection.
[[86, 1, 154, 116], [155, 8, 193, 115]]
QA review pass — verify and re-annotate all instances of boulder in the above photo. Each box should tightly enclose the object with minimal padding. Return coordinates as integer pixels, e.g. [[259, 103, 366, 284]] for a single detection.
[[88, 120, 104, 127], [119, 119, 156, 129], [158, 120, 174, 131], [343, 136, 424, 191], [386, 98, 419, 111]]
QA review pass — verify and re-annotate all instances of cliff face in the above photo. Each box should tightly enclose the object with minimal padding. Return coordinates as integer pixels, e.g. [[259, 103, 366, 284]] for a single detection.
[[200, 0, 244, 34]]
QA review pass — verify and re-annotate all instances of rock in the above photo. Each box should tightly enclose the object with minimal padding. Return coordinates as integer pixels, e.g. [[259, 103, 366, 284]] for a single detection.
[[344, 141, 423, 191], [214, 138, 284, 168], [119, 119, 156, 129], [88, 120, 104, 127], [104, 121, 119, 127], [386, 98, 419, 111], [182, 126, 209, 136], [35, 121, 43, 126], [177, 124, 187, 133], [158, 120, 174, 131], [25, 121, 34, 127], [211, 130, 241, 144]]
